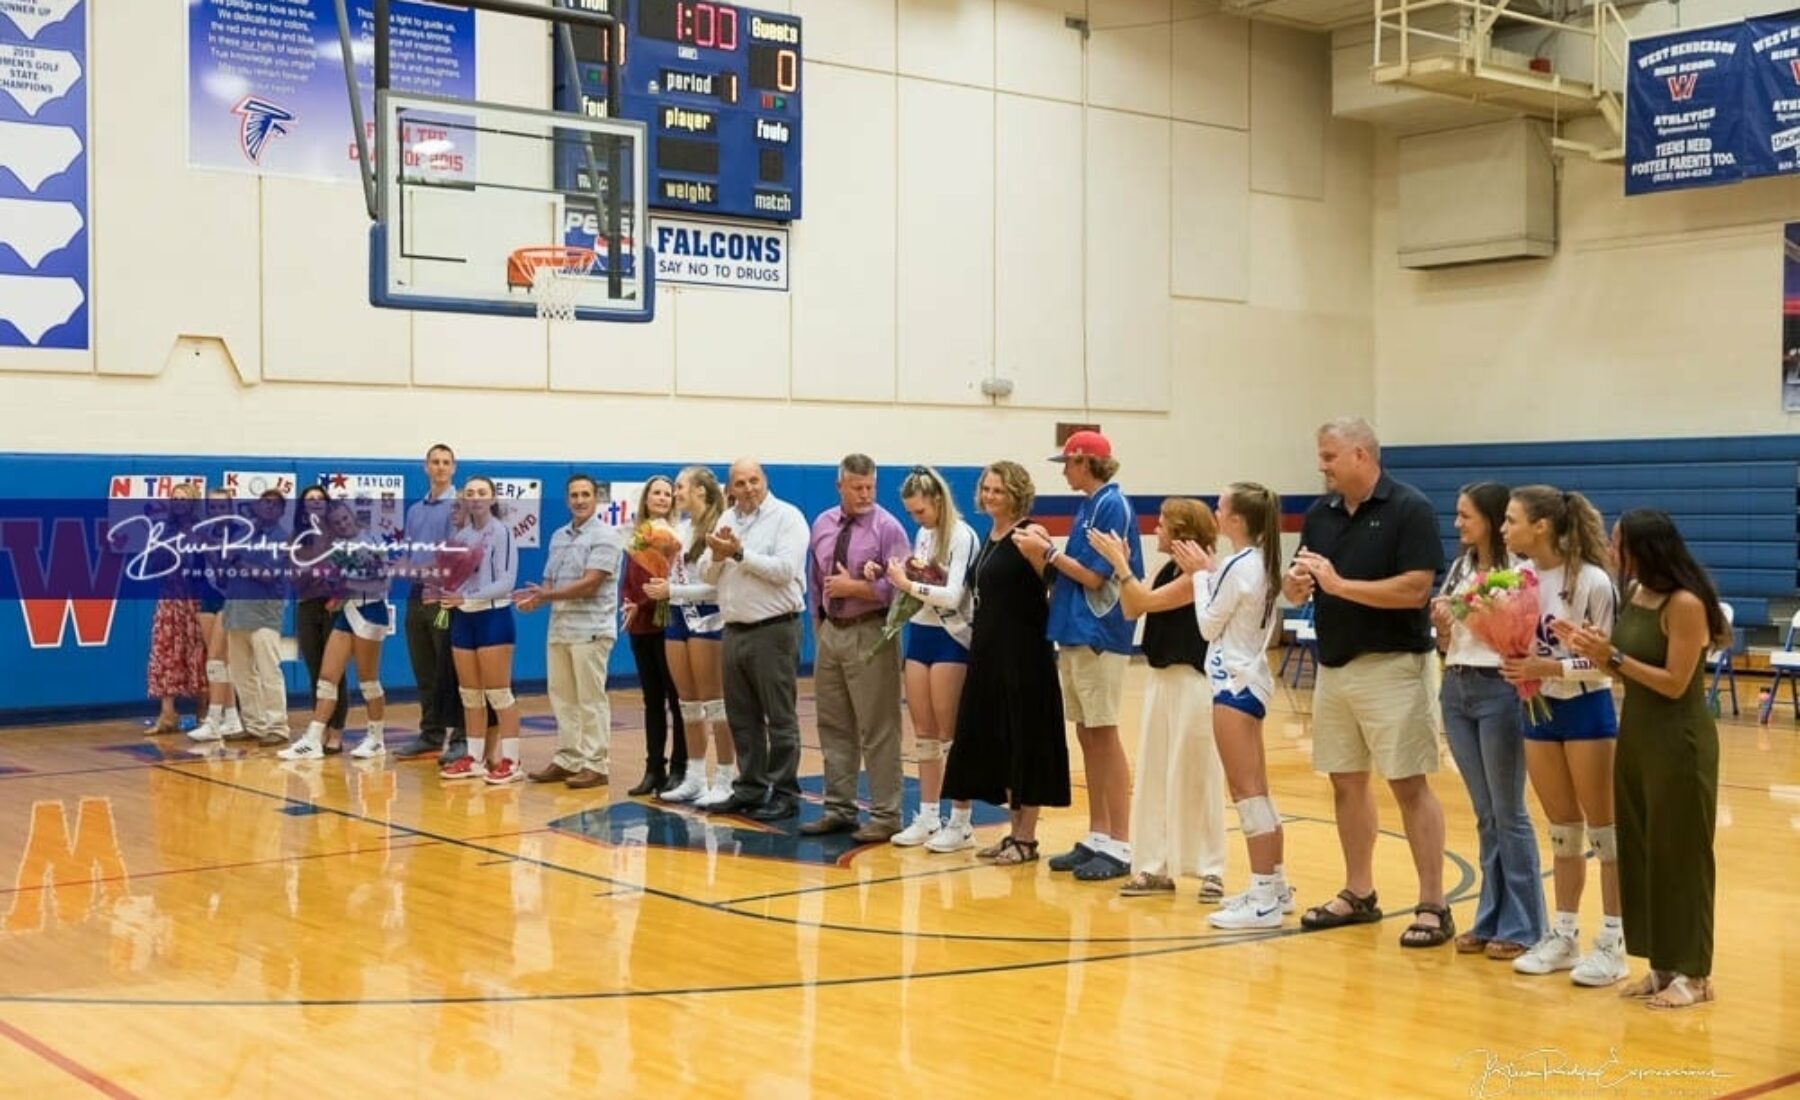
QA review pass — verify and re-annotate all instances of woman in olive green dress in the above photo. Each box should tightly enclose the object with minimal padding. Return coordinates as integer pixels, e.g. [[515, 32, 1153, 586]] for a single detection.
[[1556, 509, 1725, 1010]]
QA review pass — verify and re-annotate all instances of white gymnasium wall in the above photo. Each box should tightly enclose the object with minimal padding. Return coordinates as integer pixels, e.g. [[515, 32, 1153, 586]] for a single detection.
[[1372, 124, 1800, 444], [0, 0, 1374, 494]]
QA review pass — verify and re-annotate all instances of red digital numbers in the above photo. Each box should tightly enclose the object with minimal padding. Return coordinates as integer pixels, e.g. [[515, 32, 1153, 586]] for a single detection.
[[678, 2, 738, 51]]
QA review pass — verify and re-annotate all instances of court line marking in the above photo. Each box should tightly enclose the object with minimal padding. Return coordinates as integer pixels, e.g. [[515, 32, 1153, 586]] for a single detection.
[[0, 1016, 144, 1099]]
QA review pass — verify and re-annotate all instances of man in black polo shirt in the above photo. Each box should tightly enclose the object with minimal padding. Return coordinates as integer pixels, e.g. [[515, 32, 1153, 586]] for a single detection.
[[1285, 417, 1452, 948]]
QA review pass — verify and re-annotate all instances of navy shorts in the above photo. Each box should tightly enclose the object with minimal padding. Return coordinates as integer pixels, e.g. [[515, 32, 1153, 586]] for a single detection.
[[1522, 688, 1617, 742], [904, 623, 968, 666], [450, 606, 516, 650], [198, 591, 225, 615], [665, 605, 723, 643], [332, 599, 393, 641], [1214, 687, 1267, 721]]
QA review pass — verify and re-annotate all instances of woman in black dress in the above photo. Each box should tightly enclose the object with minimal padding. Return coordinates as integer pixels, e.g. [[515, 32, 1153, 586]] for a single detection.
[[942, 460, 1071, 864]]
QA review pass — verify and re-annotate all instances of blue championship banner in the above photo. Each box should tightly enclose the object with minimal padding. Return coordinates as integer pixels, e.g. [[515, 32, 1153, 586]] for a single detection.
[[0, 0, 88, 350], [187, 0, 475, 181], [1626, 23, 1748, 195]]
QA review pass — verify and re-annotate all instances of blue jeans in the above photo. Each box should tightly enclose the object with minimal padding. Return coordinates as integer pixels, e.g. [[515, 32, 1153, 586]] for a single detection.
[[1440, 667, 1546, 946]]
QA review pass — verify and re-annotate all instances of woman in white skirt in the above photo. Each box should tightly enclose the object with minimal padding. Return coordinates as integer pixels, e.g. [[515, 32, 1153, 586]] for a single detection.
[[1088, 498, 1229, 900]]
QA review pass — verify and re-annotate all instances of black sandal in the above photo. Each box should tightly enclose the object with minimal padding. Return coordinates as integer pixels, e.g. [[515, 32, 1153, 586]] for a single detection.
[[1301, 888, 1382, 930], [1400, 903, 1455, 948]]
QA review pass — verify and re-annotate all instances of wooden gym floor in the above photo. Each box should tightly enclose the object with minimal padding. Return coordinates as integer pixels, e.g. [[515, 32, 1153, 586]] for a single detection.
[[0, 665, 1794, 1099]]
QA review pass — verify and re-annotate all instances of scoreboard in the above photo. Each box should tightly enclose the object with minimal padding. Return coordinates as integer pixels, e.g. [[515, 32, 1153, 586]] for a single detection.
[[556, 0, 803, 223]]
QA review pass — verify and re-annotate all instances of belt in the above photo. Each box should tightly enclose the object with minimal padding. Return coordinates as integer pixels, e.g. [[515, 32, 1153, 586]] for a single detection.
[[1446, 665, 1502, 678], [821, 610, 884, 629], [727, 611, 800, 631]]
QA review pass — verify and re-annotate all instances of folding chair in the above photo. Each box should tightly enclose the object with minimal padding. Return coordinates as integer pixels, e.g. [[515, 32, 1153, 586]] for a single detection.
[[1706, 602, 1737, 717], [1759, 608, 1800, 724]]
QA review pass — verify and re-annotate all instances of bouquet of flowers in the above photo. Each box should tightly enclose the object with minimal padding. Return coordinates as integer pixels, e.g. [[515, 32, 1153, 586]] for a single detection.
[[427, 545, 480, 629], [628, 520, 684, 628], [1449, 567, 1552, 724], [863, 557, 947, 662]]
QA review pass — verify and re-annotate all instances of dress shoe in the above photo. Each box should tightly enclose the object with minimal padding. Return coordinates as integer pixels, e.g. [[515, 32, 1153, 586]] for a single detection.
[[852, 821, 901, 843], [748, 799, 799, 822], [799, 813, 857, 836], [529, 762, 576, 784], [660, 769, 687, 794], [566, 769, 609, 790], [627, 770, 667, 796], [705, 795, 760, 816]]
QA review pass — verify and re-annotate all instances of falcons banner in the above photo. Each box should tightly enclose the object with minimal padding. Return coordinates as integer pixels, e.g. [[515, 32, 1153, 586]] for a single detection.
[[1626, 23, 1749, 195]]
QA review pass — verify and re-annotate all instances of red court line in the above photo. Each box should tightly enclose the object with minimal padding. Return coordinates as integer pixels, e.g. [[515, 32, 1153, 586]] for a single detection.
[[1718, 1070, 1800, 1100], [0, 1016, 142, 1100]]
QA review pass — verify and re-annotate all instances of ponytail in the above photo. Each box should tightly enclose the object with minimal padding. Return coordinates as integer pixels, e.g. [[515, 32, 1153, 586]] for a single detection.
[[1562, 491, 1611, 579], [902, 465, 960, 568], [678, 466, 725, 564], [1227, 482, 1283, 628]]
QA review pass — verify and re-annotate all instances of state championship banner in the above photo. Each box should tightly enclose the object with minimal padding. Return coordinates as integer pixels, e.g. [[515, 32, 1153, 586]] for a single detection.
[[1626, 23, 1748, 195], [187, 0, 475, 182], [0, 0, 89, 352]]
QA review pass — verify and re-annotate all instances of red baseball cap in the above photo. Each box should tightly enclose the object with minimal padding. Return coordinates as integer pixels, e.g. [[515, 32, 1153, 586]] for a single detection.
[[1049, 430, 1112, 462]]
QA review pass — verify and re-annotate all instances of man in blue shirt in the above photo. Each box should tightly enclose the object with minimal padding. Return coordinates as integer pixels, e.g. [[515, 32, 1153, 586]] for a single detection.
[[394, 444, 468, 765], [1015, 431, 1142, 881]]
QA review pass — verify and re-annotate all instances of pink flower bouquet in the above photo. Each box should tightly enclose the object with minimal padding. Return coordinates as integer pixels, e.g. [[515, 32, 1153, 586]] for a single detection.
[[1450, 567, 1552, 724]]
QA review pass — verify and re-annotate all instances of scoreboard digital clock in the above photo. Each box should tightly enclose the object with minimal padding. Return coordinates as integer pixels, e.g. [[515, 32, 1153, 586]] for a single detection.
[[555, 0, 803, 223]]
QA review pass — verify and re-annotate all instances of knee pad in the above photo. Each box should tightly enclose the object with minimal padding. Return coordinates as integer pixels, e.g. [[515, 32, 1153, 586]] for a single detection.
[[315, 679, 339, 702], [484, 687, 516, 711], [206, 660, 228, 684], [1236, 795, 1280, 838], [702, 699, 727, 723], [679, 701, 705, 723], [1549, 821, 1585, 859], [359, 681, 384, 703], [459, 687, 485, 709], [913, 738, 945, 761], [1588, 823, 1618, 863]]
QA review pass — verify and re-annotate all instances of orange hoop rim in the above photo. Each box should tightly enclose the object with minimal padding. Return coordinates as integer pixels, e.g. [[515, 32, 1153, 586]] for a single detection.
[[506, 245, 598, 289]]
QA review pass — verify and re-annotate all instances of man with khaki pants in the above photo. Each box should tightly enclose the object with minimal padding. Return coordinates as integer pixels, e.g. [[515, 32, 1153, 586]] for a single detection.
[[802, 455, 912, 843], [223, 490, 292, 748], [521, 474, 622, 790], [1287, 417, 1453, 948]]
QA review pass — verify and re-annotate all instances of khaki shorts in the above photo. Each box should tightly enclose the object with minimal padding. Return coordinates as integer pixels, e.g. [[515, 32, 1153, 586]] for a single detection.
[[1060, 647, 1129, 727], [1311, 652, 1440, 779]]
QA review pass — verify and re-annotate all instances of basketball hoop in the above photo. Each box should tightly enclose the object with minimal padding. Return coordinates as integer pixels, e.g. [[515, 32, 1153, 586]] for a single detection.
[[507, 246, 598, 322]]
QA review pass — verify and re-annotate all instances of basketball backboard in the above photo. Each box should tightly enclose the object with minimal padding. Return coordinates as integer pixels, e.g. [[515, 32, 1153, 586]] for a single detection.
[[369, 91, 653, 323]]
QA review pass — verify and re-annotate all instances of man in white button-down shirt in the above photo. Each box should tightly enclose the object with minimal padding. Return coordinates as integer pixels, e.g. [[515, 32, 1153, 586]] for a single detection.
[[703, 459, 809, 821]]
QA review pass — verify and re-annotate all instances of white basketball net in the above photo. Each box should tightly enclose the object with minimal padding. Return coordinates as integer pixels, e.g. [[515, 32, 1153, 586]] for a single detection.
[[530, 264, 583, 323]]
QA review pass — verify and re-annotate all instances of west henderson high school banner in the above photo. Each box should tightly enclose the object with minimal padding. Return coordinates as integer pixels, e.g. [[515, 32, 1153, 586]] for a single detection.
[[1627, 11, 1800, 195]]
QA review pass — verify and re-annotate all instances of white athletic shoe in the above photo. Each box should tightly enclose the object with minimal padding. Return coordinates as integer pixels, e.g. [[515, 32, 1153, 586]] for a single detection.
[[693, 780, 735, 809], [187, 720, 222, 743], [1208, 891, 1286, 930], [277, 735, 324, 761], [1513, 931, 1581, 975], [1214, 884, 1296, 914], [657, 772, 708, 804], [923, 819, 975, 853], [350, 736, 386, 760], [1570, 934, 1629, 987], [890, 812, 942, 847], [218, 712, 246, 738]]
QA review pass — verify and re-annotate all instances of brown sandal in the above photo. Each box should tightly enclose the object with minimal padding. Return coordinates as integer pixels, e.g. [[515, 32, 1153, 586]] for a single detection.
[[1400, 903, 1456, 948], [1301, 889, 1382, 930], [976, 836, 1012, 860], [990, 837, 1040, 865], [1484, 940, 1527, 961], [1454, 931, 1488, 954], [1118, 872, 1175, 897]]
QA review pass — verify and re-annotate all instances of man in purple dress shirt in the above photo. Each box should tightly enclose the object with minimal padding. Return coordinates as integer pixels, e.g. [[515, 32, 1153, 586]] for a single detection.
[[802, 454, 913, 842]]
